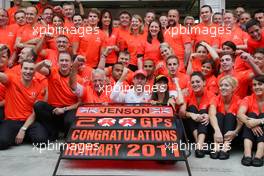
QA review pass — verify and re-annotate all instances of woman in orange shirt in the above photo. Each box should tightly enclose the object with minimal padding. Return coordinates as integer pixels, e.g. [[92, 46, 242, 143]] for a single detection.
[[201, 59, 218, 94], [185, 71, 215, 158], [137, 20, 164, 69], [155, 42, 174, 75], [209, 75, 243, 159], [99, 10, 119, 67], [238, 75, 264, 167], [186, 41, 219, 75]]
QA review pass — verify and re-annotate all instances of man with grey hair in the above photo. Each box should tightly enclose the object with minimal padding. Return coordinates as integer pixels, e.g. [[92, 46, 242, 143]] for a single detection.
[[69, 55, 110, 103]]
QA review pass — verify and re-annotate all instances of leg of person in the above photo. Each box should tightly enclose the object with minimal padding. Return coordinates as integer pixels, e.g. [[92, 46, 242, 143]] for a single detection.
[[186, 105, 199, 141], [0, 120, 23, 150], [63, 109, 77, 136], [252, 127, 264, 167], [0, 106, 4, 121], [241, 125, 255, 166], [26, 122, 49, 146], [34, 101, 59, 140]]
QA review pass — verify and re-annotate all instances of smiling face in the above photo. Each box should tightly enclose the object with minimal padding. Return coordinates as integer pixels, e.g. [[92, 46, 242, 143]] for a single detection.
[[168, 9, 179, 26], [219, 79, 234, 97], [118, 52, 130, 67], [52, 16, 64, 27], [112, 64, 124, 81], [224, 12, 236, 26], [247, 25, 262, 41], [56, 36, 69, 52], [191, 75, 205, 93], [131, 17, 141, 31], [145, 12, 155, 25], [21, 62, 35, 82], [15, 11, 26, 26], [119, 13, 131, 28], [160, 46, 172, 59], [0, 9, 8, 26], [58, 53, 72, 73], [92, 72, 105, 93], [0, 48, 9, 69], [253, 79, 264, 96], [63, 4, 75, 19], [25, 7, 37, 24], [222, 44, 235, 55], [149, 21, 160, 37], [73, 15, 83, 28], [201, 62, 213, 77], [200, 6, 212, 23], [253, 52, 264, 69], [220, 55, 234, 72], [143, 60, 155, 76], [88, 12, 99, 27], [42, 8, 53, 24], [101, 12, 111, 27]]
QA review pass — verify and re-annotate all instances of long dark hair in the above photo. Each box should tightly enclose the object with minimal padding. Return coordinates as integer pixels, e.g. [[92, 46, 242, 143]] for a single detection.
[[98, 9, 113, 36], [147, 20, 164, 44], [151, 79, 169, 105]]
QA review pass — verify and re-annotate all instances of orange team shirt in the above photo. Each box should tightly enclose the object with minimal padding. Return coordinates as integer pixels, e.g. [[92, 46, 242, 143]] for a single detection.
[[36, 3, 52, 15], [41, 49, 58, 66], [4, 73, 42, 121], [247, 30, 264, 54], [75, 29, 106, 68], [78, 65, 94, 86], [205, 75, 218, 95], [234, 55, 251, 72], [167, 72, 190, 91], [7, 6, 19, 25], [0, 25, 17, 53], [64, 18, 75, 29], [115, 27, 130, 50], [16, 23, 42, 43], [82, 85, 111, 103], [240, 93, 264, 115], [211, 94, 241, 115], [219, 26, 249, 46], [192, 22, 219, 47], [103, 28, 119, 64], [123, 33, 145, 66], [105, 67, 134, 85], [217, 70, 252, 99], [186, 89, 215, 110], [164, 25, 192, 70], [47, 67, 79, 107], [137, 38, 162, 64], [0, 83, 5, 101]]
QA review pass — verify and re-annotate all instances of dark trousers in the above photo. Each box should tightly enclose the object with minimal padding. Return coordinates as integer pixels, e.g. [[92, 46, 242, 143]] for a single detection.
[[0, 106, 4, 121], [0, 120, 48, 150], [242, 112, 264, 143], [34, 101, 76, 140], [216, 112, 237, 134]]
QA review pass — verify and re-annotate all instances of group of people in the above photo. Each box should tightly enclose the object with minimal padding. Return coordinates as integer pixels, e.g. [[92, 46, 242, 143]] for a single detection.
[[0, 0, 264, 167]]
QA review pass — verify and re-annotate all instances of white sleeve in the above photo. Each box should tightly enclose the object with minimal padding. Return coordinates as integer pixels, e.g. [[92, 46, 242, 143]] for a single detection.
[[110, 81, 125, 102]]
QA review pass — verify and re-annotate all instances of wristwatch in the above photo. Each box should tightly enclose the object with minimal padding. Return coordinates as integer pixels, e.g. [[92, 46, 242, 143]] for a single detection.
[[21, 126, 27, 131]]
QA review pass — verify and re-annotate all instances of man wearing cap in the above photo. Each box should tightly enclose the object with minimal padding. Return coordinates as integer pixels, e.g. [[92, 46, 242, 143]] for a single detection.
[[110, 69, 151, 103]]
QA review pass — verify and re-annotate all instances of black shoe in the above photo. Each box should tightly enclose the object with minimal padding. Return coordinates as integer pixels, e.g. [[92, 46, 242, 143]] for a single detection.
[[210, 151, 219, 159], [195, 149, 205, 158], [241, 156, 252, 166], [252, 157, 263, 167], [219, 151, 229, 160]]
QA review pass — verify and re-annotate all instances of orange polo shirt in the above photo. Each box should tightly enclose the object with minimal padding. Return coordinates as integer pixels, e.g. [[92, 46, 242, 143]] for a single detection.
[[103, 28, 119, 64], [247, 30, 264, 54], [219, 26, 249, 46], [240, 93, 264, 115], [82, 86, 111, 103], [211, 94, 241, 115], [0, 25, 17, 53], [186, 89, 215, 110]]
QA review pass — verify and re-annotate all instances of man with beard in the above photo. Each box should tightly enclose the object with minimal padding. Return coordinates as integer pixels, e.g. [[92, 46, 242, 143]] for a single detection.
[[0, 60, 48, 150], [164, 9, 192, 72]]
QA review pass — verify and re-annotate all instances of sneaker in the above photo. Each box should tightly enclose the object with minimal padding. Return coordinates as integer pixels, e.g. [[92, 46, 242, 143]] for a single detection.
[[219, 151, 229, 160], [210, 151, 219, 159], [195, 149, 205, 158], [252, 157, 263, 167], [241, 156, 252, 166]]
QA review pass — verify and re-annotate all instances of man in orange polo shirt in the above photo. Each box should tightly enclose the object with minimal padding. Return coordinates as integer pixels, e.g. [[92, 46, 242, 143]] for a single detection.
[[116, 11, 131, 51], [73, 8, 106, 68], [246, 19, 264, 54], [41, 7, 53, 26], [69, 56, 110, 103], [192, 5, 219, 48], [34, 52, 81, 140], [7, 0, 22, 24], [9, 10, 27, 32], [0, 9, 16, 53], [254, 9, 264, 29], [164, 9, 192, 71], [0, 60, 48, 150]]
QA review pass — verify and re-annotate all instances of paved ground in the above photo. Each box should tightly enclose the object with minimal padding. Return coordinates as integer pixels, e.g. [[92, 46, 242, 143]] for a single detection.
[[0, 142, 263, 176]]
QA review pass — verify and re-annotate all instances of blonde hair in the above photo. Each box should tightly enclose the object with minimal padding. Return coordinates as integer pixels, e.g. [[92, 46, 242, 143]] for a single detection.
[[130, 14, 144, 35], [219, 75, 238, 89]]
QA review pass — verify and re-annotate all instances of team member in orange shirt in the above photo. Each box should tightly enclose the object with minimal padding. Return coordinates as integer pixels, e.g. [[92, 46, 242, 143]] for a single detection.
[[0, 9, 16, 53], [143, 59, 156, 90], [69, 56, 110, 103], [155, 42, 174, 75], [246, 19, 264, 54], [253, 9, 264, 29], [238, 75, 264, 167], [122, 14, 145, 71], [209, 75, 242, 159], [220, 10, 248, 50], [201, 59, 218, 94], [137, 20, 164, 69], [116, 11, 131, 48], [186, 41, 219, 75], [143, 11, 155, 33], [34, 52, 81, 140], [217, 54, 254, 99], [9, 10, 26, 32], [164, 9, 192, 71], [15, 6, 42, 50], [0, 60, 48, 150], [185, 71, 215, 158], [98, 10, 119, 67], [0, 45, 10, 120], [192, 5, 219, 48], [40, 7, 54, 26], [7, 0, 22, 24], [73, 8, 106, 68]]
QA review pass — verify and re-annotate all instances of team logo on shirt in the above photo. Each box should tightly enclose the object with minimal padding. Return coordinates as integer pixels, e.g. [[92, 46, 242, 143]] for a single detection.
[[98, 118, 116, 127], [150, 107, 171, 114], [119, 118, 137, 127], [31, 92, 36, 98], [8, 32, 14, 37], [79, 107, 99, 114]]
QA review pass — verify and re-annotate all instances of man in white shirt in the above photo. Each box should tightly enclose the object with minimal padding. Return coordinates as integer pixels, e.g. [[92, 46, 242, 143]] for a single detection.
[[110, 69, 151, 103]]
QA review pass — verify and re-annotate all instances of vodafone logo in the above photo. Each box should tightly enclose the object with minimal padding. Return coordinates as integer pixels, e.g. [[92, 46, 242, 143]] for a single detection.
[[119, 118, 137, 127], [98, 118, 116, 127]]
